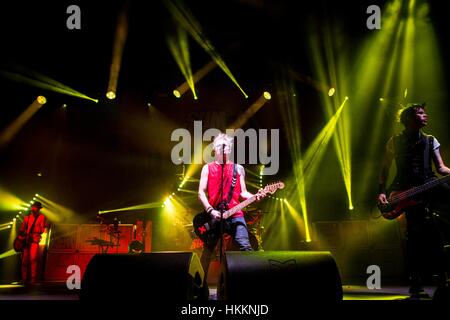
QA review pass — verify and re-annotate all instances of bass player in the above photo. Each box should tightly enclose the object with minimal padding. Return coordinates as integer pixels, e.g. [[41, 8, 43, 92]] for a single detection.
[[377, 103, 450, 298]]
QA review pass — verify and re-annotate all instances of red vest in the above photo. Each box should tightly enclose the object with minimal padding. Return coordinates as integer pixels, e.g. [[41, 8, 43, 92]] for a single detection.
[[207, 162, 243, 217]]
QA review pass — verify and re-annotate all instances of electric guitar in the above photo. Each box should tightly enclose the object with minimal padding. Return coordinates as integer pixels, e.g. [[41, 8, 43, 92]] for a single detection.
[[378, 175, 450, 219], [193, 181, 285, 244]]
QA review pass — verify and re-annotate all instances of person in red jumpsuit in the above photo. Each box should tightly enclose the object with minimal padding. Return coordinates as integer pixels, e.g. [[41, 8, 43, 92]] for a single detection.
[[19, 201, 48, 286]]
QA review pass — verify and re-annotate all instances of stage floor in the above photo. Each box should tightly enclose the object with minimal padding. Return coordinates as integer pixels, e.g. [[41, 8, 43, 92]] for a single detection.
[[0, 282, 436, 301]]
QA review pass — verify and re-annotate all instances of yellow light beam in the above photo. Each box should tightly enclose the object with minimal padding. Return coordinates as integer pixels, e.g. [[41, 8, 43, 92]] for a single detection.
[[303, 97, 348, 187], [0, 69, 98, 102], [173, 60, 218, 99], [357, 20, 405, 200], [0, 97, 45, 147], [35, 195, 75, 219], [107, 8, 128, 100], [276, 74, 309, 233], [399, 0, 416, 94], [0, 185, 26, 210], [99, 202, 163, 214], [168, 27, 197, 99], [228, 93, 269, 129], [284, 199, 311, 242], [309, 17, 353, 210], [165, 0, 247, 97], [0, 249, 18, 260], [176, 188, 198, 194]]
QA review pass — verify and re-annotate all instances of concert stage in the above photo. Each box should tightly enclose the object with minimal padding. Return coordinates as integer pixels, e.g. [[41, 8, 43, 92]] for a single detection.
[[0, 281, 437, 301]]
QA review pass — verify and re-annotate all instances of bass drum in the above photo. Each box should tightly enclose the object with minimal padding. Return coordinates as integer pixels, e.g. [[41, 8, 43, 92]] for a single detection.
[[223, 231, 259, 251]]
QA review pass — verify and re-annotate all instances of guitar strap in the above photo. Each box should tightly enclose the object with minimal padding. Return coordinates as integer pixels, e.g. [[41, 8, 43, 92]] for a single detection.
[[225, 164, 238, 206], [26, 214, 40, 242], [423, 134, 431, 179]]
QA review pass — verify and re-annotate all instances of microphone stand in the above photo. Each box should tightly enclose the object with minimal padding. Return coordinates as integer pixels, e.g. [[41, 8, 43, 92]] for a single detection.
[[218, 144, 226, 265]]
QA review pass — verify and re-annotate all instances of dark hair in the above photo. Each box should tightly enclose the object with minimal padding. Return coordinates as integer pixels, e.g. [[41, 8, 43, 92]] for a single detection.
[[32, 201, 43, 209], [397, 102, 426, 125]]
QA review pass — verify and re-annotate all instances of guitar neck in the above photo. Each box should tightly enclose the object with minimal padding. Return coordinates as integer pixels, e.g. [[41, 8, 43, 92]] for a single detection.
[[393, 174, 450, 203], [224, 196, 256, 218]]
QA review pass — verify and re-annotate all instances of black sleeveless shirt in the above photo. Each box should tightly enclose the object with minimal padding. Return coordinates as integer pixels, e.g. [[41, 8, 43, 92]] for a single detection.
[[392, 131, 435, 190]]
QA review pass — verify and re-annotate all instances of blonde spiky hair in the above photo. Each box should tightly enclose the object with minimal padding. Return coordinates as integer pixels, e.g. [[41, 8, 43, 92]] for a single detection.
[[213, 133, 233, 148]]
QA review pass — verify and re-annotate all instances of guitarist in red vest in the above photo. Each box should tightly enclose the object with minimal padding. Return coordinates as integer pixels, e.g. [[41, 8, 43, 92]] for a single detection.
[[18, 201, 48, 287], [377, 103, 450, 298], [197, 133, 265, 283]]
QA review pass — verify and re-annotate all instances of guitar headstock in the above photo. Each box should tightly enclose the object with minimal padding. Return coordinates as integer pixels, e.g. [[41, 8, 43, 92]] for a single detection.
[[262, 181, 285, 194]]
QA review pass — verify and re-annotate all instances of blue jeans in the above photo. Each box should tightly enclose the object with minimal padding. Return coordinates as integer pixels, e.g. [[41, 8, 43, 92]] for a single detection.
[[200, 216, 252, 278]]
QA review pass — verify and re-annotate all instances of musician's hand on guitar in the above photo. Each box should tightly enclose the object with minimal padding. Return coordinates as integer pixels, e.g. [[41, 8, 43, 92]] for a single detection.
[[210, 209, 222, 219], [255, 189, 266, 202], [377, 193, 388, 204]]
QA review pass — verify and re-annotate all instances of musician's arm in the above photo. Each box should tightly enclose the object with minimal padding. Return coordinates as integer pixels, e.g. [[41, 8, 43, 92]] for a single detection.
[[198, 165, 221, 218], [238, 165, 253, 200], [432, 148, 450, 175], [198, 165, 212, 210], [378, 140, 394, 204], [19, 216, 27, 234], [238, 165, 265, 201]]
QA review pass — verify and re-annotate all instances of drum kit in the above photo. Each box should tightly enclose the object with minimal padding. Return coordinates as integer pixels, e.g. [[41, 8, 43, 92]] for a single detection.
[[86, 216, 144, 254], [85, 218, 124, 253]]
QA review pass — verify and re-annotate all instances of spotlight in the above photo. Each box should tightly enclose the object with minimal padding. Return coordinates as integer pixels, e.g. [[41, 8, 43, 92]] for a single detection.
[[37, 173, 42, 177], [379, 98, 384, 102], [37, 96, 47, 105], [263, 91, 272, 100], [62, 104, 67, 108], [349, 205, 354, 210], [35, 194, 39, 197], [173, 90, 181, 98], [106, 91, 116, 100], [13, 218, 16, 222], [328, 88, 335, 97]]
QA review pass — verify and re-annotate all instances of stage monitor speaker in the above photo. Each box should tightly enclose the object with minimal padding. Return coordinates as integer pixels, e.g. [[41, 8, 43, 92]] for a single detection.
[[80, 252, 206, 301], [218, 251, 343, 302]]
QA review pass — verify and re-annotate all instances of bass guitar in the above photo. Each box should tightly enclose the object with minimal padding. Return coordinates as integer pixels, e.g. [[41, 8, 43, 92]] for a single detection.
[[193, 181, 285, 244], [378, 175, 450, 219]]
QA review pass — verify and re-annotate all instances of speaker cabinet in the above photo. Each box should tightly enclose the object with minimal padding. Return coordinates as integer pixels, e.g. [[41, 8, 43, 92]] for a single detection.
[[218, 251, 343, 302], [80, 252, 206, 301]]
